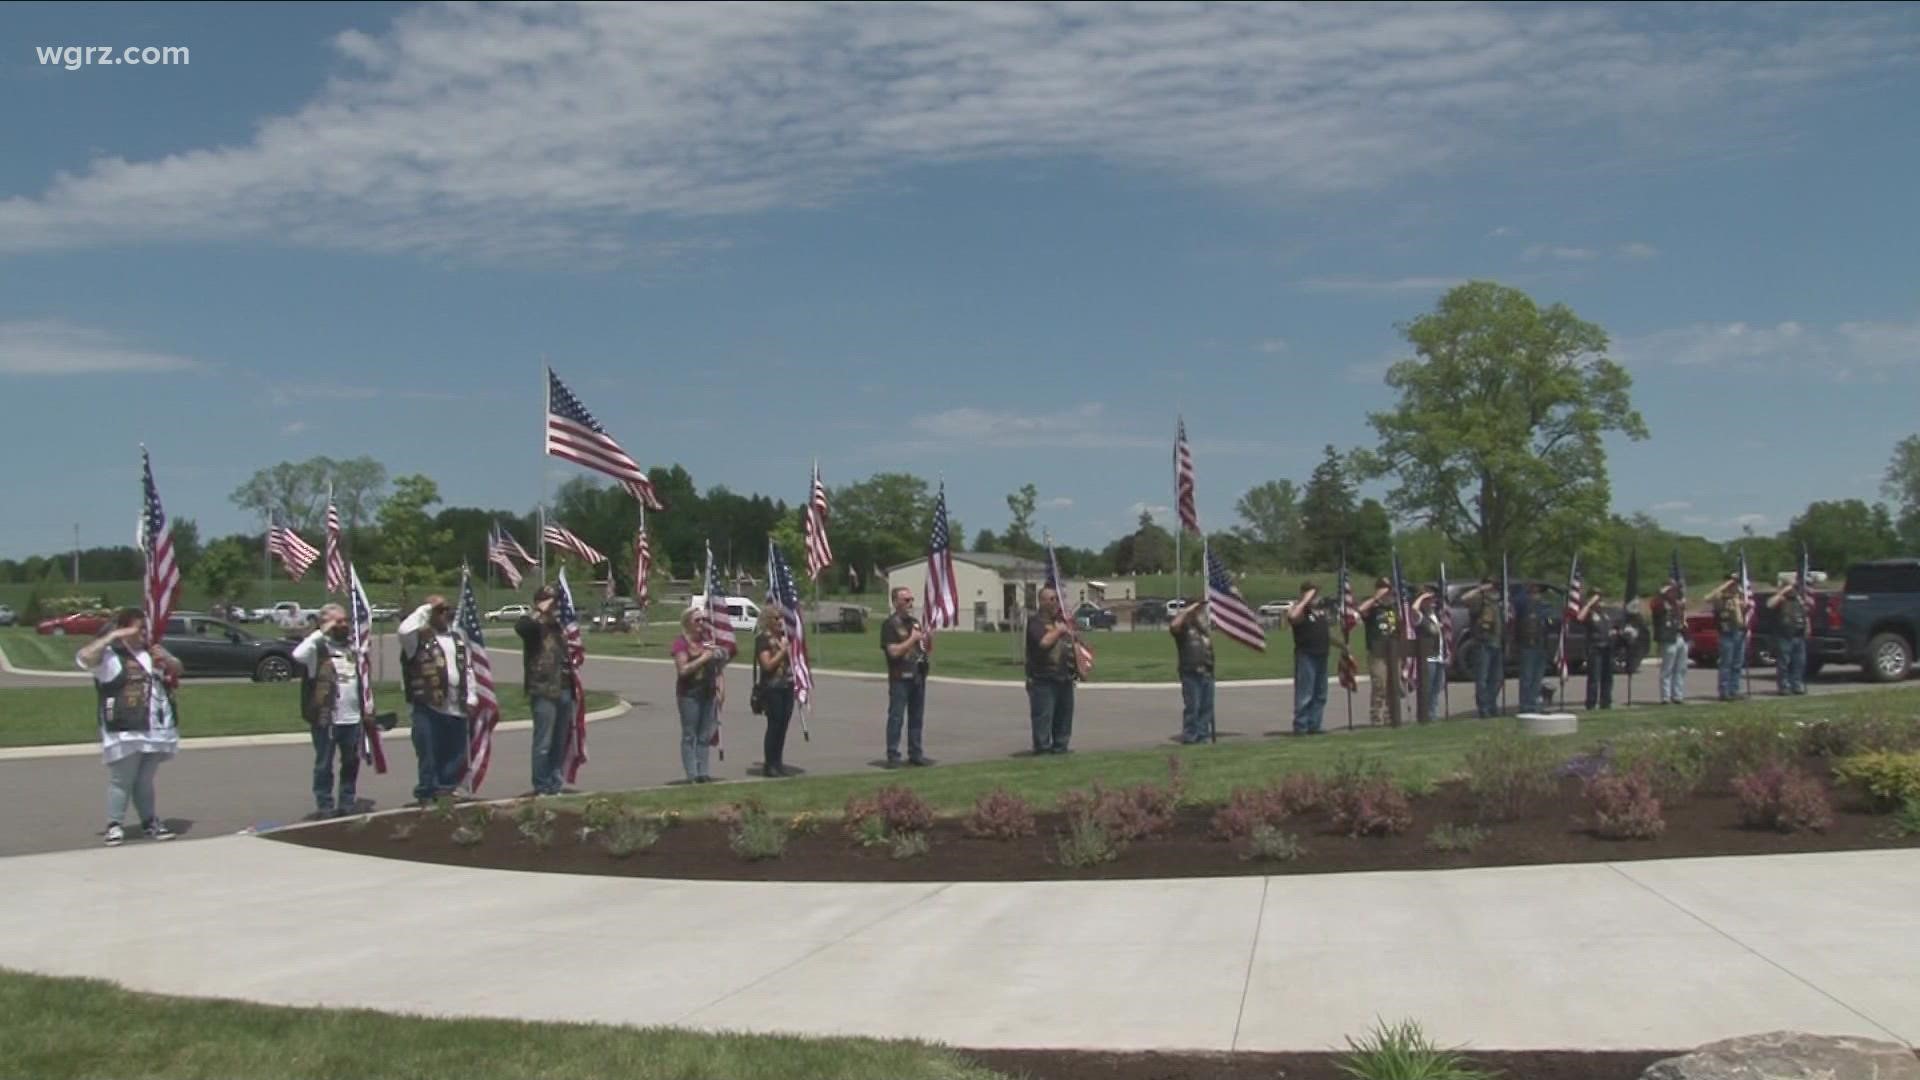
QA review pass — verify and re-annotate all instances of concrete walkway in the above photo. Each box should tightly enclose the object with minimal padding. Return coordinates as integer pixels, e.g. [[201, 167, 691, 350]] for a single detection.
[[4, 838, 1914, 1051]]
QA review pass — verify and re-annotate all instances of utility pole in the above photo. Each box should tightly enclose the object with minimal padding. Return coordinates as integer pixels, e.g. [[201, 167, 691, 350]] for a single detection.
[[72, 524, 80, 586]]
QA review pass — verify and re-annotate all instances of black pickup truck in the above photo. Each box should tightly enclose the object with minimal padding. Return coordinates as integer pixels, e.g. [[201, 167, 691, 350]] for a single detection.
[[1809, 559, 1920, 682]]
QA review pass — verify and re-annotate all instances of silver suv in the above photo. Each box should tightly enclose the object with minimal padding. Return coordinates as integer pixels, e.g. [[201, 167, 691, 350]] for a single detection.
[[0, 603, 15, 627]]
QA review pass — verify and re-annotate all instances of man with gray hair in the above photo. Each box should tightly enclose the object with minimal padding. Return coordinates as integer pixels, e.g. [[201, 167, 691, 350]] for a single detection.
[[293, 603, 364, 817]]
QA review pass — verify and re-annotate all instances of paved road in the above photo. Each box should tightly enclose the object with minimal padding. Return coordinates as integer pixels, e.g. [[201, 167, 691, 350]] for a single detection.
[[0, 639, 1883, 857], [6, 839, 1915, 1050]]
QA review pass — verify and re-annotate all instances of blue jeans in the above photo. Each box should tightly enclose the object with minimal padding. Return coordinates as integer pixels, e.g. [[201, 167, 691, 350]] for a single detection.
[[1180, 672, 1215, 742], [1293, 652, 1329, 733], [1777, 636, 1807, 694], [310, 723, 362, 812], [1472, 642, 1503, 717], [409, 704, 468, 801], [1718, 629, 1747, 698], [1517, 646, 1546, 712], [1658, 638, 1687, 703], [105, 752, 162, 826], [1028, 677, 1074, 753], [529, 693, 574, 795], [1422, 659, 1445, 722], [677, 692, 718, 780], [886, 676, 926, 762]]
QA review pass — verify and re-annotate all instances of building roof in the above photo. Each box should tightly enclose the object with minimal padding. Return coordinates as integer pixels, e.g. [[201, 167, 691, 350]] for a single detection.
[[885, 551, 1048, 575]]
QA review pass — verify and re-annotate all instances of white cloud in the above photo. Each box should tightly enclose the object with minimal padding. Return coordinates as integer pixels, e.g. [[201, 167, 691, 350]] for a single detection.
[[1681, 514, 1712, 527], [281, 420, 309, 436], [1650, 500, 1692, 512], [1618, 241, 1660, 260], [1522, 243, 1597, 262], [1254, 338, 1289, 354], [1040, 496, 1074, 510], [1299, 275, 1468, 294], [1617, 316, 1920, 380], [2, 4, 1912, 263], [909, 403, 1159, 451], [0, 319, 202, 376], [1488, 226, 1517, 238]]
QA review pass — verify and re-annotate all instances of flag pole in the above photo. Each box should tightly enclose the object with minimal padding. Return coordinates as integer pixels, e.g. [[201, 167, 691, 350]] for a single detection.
[[1439, 562, 1450, 722], [539, 359, 550, 587]]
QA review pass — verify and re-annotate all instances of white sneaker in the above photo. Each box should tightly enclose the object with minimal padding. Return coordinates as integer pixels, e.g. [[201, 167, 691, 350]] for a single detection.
[[143, 820, 176, 842], [103, 823, 125, 847]]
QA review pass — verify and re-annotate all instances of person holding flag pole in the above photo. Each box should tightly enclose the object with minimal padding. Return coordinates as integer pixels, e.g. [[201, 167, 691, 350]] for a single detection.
[[1623, 547, 1643, 707], [1767, 544, 1814, 696], [1335, 552, 1362, 730], [1498, 554, 1512, 716], [1652, 550, 1689, 706], [1557, 553, 1584, 710]]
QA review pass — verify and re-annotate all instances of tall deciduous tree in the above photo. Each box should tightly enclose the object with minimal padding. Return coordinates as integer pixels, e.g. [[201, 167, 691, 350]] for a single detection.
[[1233, 480, 1301, 566], [1298, 446, 1358, 569], [1884, 435, 1920, 550], [1358, 281, 1647, 571], [1004, 483, 1040, 556], [833, 473, 932, 578], [1787, 499, 1901, 574], [373, 475, 451, 606], [193, 537, 256, 609]]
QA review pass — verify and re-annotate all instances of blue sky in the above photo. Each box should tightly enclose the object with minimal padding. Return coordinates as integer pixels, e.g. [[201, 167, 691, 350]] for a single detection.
[[3, 2, 1917, 560]]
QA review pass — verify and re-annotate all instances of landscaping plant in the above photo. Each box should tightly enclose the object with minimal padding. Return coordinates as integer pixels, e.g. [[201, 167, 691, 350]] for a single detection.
[[1425, 824, 1488, 854], [1462, 730, 1557, 821], [1054, 816, 1121, 868], [1240, 825, 1305, 863], [888, 831, 931, 860], [1211, 785, 1293, 841], [728, 804, 789, 861], [844, 785, 935, 838], [600, 816, 661, 858], [1607, 732, 1706, 804], [1832, 751, 1920, 812], [1732, 764, 1833, 833], [514, 803, 557, 849], [450, 825, 485, 847], [1327, 756, 1414, 837], [1335, 1018, 1499, 1080], [962, 788, 1037, 840], [1585, 769, 1665, 840]]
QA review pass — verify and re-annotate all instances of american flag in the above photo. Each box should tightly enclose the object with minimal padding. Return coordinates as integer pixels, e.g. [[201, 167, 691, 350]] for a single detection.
[[1392, 549, 1418, 690], [499, 524, 536, 567], [924, 484, 960, 630], [487, 525, 525, 588], [804, 460, 833, 581], [1043, 534, 1095, 675], [1558, 553, 1583, 678], [323, 493, 347, 595], [543, 522, 607, 564], [268, 514, 321, 581], [1204, 542, 1265, 651], [139, 447, 182, 645], [1669, 548, 1686, 597], [703, 541, 737, 650], [554, 569, 588, 784], [1337, 550, 1359, 635], [1437, 562, 1454, 666], [545, 367, 662, 510], [346, 563, 387, 773], [633, 519, 652, 604], [455, 566, 501, 792], [1737, 547, 1755, 632], [766, 542, 814, 703], [1174, 417, 1200, 535], [1796, 543, 1813, 622], [1500, 551, 1513, 637]]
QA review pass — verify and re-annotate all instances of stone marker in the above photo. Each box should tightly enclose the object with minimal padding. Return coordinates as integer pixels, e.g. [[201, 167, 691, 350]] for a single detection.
[[1518, 711, 1577, 736], [1641, 1031, 1920, 1080]]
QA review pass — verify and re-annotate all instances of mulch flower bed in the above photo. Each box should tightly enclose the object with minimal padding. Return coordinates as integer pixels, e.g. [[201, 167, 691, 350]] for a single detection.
[[963, 1047, 1674, 1080], [273, 754, 1920, 882]]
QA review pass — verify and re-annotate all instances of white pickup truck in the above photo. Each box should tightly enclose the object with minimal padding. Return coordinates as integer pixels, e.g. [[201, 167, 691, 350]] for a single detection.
[[265, 601, 322, 630]]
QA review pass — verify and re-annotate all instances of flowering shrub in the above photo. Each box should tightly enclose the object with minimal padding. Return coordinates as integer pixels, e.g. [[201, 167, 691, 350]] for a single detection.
[[844, 785, 935, 839], [1464, 730, 1558, 822], [1327, 757, 1413, 837], [1731, 765, 1833, 833], [1801, 715, 1920, 758], [728, 802, 788, 861], [1210, 786, 1292, 841], [1585, 770, 1665, 840], [1833, 752, 1920, 812], [1609, 732, 1708, 804], [1703, 718, 1795, 786], [1275, 772, 1328, 814], [963, 788, 1037, 840], [1057, 776, 1180, 843]]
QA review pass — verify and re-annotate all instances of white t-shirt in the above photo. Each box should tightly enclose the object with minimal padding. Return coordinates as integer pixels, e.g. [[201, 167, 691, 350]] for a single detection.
[[80, 648, 180, 764], [399, 606, 477, 718], [292, 632, 363, 726]]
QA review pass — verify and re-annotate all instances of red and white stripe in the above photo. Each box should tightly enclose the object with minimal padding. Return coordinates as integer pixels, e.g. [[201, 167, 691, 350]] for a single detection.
[[804, 460, 833, 581], [923, 486, 959, 630], [553, 570, 589, 784], [1204, 542, 1265, 651], [633, 522, 652, 603], [324, 497, 347, 594], [270, 521, 321, 581], [704, 542, 737, 651], [455, 567, 500, 792], [1174, 416, 1201, 535], [543, 523, 607, 564], [140, 447, 181, 645], [346, 563, 388, 774], [487, 526, 525, 588]]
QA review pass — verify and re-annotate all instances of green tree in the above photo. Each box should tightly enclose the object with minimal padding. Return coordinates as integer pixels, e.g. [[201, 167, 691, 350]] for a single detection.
[[972, 528, 1002, 554], [373, 475, 452, 606], [1786, 499, 1900, 574], [1298, 446, 1358, 569], [1233, 479, 1301, 567], [230, 459, 333, 532], [834, 473, 932, 580], [1124, 510, 1176, 575], [1358, 281, 1648, 572], [327, 456, 389, 534], [1004, 483, 1040, 556], [1350, 498, 1394, 575], [192, 538, 256, 610], [1883, 435, 1920, 550]]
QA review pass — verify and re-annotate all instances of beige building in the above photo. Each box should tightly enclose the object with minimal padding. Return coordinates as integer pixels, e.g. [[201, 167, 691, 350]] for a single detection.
[[884, 553, 1136, 631]]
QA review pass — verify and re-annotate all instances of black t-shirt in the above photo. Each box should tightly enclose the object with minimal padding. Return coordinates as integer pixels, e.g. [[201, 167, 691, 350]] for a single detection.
[[880, 612, 926, 680], [1291, 599, 1330, 657], [1363, 603, 1395, 651], [754, 632, 792, 689], [1026, 613, 1073, 680]]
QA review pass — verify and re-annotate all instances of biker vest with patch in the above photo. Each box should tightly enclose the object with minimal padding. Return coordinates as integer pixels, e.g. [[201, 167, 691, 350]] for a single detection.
[[404, 631, 468, 710], [97, 645, 162, 733], [302, 637, 344, 725], [524, 620, 573, 698]]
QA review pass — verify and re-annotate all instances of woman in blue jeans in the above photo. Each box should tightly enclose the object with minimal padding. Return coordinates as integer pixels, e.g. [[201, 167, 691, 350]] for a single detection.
[[670, 607, 729, 783]]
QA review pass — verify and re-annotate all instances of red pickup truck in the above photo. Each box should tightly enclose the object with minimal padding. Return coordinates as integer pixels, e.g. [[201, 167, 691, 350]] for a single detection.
[[1682, 591, 1840, 675]]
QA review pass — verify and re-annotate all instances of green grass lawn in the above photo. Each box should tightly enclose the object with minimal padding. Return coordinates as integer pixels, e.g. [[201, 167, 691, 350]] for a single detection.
[[585, 623, 1335, 682], [0, 682, 620, 748], [0, 968, 1000, 1080], [0, 628, 92, 672], [571, 685, 1920, 821]]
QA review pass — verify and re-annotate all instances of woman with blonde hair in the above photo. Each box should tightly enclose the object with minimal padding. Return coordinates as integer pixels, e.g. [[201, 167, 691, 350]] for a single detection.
[[670, 606, 729, 783]]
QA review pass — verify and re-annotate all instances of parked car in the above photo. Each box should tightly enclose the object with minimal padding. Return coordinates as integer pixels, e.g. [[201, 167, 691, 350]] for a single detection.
[[1814, 558, 1920, 683], [1165, 598, 1191, 616], [806, 602, 869, 633], [1074, 603, 1117, 630], [162, 613, 300, 681], [368, 606, 400, 623], [690, 595, 763, 632], [1684, 611, 1776, 671], [36, 610, 113, 637], [0, 603, 15, 627], [487, 603, 533, 622]]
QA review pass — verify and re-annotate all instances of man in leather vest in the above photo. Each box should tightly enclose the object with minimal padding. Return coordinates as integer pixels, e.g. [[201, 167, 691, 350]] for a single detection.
[[1768, 581, 1811, 696], [1462, 576, 1503, 718], [516, 586, 576, 796], [1704, 572, 1749, 701], [1025, 586, 1076, 755], [399, 595, 478, 802], [878, 587, 930, 766], [1171, 597, 1215, 742], [293, 604, 363, 817], [1651, 582, 1688, 705]]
